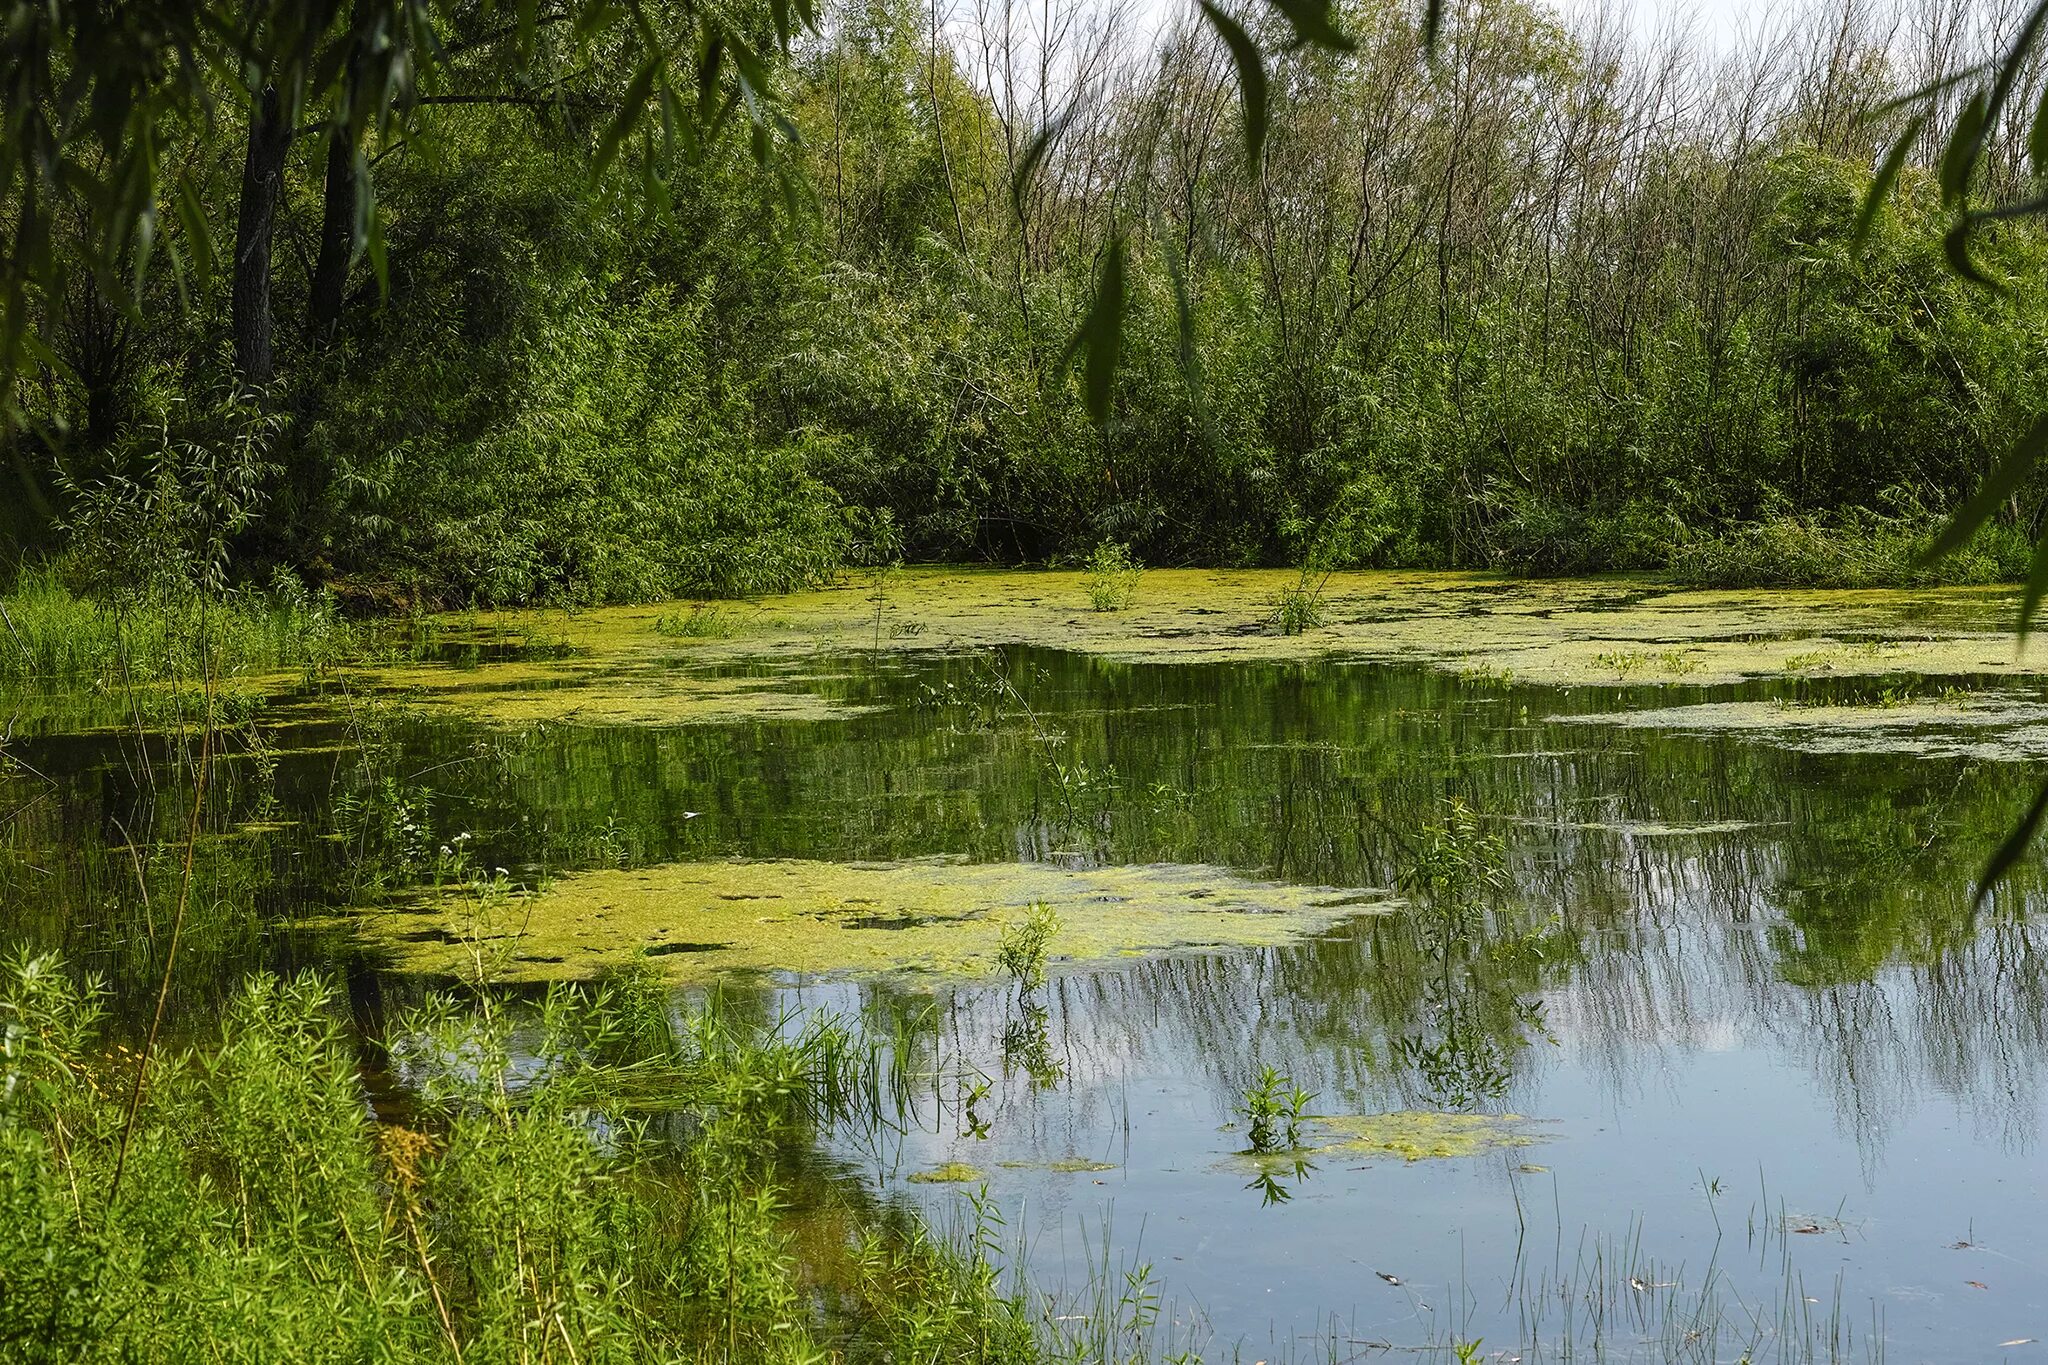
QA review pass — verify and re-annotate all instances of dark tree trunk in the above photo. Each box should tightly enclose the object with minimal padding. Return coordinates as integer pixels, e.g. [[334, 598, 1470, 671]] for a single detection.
[[232, 82, 293, 388], [306, 125, 358, 350]]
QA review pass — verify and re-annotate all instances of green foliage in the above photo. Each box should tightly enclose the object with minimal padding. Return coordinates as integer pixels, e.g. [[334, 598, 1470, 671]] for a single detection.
[[12, 0, 2048, 600], [996, 901, 1060, 991], [1670, 511, 2031, 589], [1239, 1065, 1312, 1155], [0, 951, 1059, 1365], [1084, 543, 1142, 612]]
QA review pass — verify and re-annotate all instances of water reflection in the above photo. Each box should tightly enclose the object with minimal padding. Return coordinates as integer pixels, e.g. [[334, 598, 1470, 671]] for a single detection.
[[6, 643, 2048, 1354]]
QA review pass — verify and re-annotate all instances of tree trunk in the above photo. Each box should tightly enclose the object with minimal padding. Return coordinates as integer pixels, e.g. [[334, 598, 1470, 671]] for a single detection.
[[307, 123, 359, 349], [232, 82, 293, 388]]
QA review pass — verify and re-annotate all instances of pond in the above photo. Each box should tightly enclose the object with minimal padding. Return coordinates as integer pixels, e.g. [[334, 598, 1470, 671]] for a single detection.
[[8, 569, 2048, 1361]]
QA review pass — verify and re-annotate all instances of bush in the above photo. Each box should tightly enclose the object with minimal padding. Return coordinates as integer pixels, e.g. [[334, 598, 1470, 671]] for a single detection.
[[1668, 513, 2030, 588], [1083, 543, 1142, 611]]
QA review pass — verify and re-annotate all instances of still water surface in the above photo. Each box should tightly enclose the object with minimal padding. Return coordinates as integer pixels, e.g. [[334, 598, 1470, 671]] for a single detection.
[[9, 628, 2048, 1361]]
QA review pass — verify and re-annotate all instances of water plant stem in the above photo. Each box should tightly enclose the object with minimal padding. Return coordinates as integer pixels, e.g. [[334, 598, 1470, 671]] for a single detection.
[[109, 639, 218, 1205]]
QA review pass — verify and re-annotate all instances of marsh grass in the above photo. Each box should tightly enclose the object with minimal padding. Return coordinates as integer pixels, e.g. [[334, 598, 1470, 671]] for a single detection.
[[1083, 544, 1142, 612], [1271, 565, 1332, 635], [654, 603, 742, 639], [0, 567, 353, 686], [0, 949, 1069, 1365]]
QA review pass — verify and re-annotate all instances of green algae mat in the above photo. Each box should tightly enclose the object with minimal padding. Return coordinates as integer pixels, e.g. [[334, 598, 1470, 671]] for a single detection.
[[1236, 1111, 1545, 1166], [18, 572, 2048, 1357], [346, 569, 2048, 729], [370, 856, 1400, 983]]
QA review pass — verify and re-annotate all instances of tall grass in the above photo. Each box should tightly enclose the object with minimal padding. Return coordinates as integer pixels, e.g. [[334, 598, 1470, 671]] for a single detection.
[[0, 949, 1076, 1365], [0, 568, 354, 685]]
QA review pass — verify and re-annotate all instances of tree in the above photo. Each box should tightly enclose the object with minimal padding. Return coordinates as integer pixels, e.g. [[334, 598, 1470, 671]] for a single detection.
[[0, 0, 813, 427]]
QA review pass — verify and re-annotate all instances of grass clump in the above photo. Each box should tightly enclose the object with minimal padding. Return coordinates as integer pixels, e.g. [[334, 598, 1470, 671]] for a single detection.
[[653, 602, 742, 638], [1271, 564, 1332, 635], [1083, 543, 1142, 612], [0, 949, 1064, 1365], [0, 567, 353, 686]]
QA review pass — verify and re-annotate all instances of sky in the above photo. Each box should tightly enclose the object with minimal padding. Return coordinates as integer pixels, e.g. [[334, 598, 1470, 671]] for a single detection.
[[1620, 0, 1773, 49]]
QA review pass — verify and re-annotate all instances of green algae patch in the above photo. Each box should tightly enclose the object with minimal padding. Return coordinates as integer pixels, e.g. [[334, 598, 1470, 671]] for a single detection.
[[997, 1157, 1119, 1173], [1307, 1111, 1541, 1160], [341, 655, 874, 728], [386, 570, 2048, 704], [1570, 695, 2048, 761], [366, 857, 1399, 984], [905, 1163, 985, 1184], [1235, 1111, 1544, 1169]]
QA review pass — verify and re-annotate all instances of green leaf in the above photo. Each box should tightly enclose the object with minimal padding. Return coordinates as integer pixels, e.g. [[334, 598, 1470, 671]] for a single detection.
[[1165, 240, 1218, 451], [1851, 115, 1922, 255], [1976, 192, 2048, 223], [1199, 0, 1268, 166], [1010, 113, 1071, 225], [1266, 0, 1353, 52], [727, 31, 773, 102], [1068, 234, 1127, 425], [1975, 779, 2048, 908], [1421, 0, 1445, 49], [363, 201, 388, 298], [595, 60, 661, 178], [1938, 92, 1986, 206], [2019, 520, 2048, 637], [172, 176, 215, 285], [1920, 411, 2048, 567], [2031, 85, 2048, 177], [1942, 217, 2000, 289], [1863, 65, 1983, 122]]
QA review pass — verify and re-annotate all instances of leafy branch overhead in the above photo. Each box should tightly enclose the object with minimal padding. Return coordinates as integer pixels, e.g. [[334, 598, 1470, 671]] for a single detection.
[[1857, 0, 2048, 899], [0, 0, 809, 430]]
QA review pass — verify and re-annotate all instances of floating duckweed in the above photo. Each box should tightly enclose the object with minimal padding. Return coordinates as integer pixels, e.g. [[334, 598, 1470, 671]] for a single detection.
[[1236, 1111, 1544, 1167], [995, 1157, 1121, 1173], [367, 857, 1399, 983], [1309, 1111, 1541, 1161], [343, 658, 871, 728], [1571, 696, 2048, 761], [905, 1162, 985, 1184], [372, 570, 2048, 706]]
